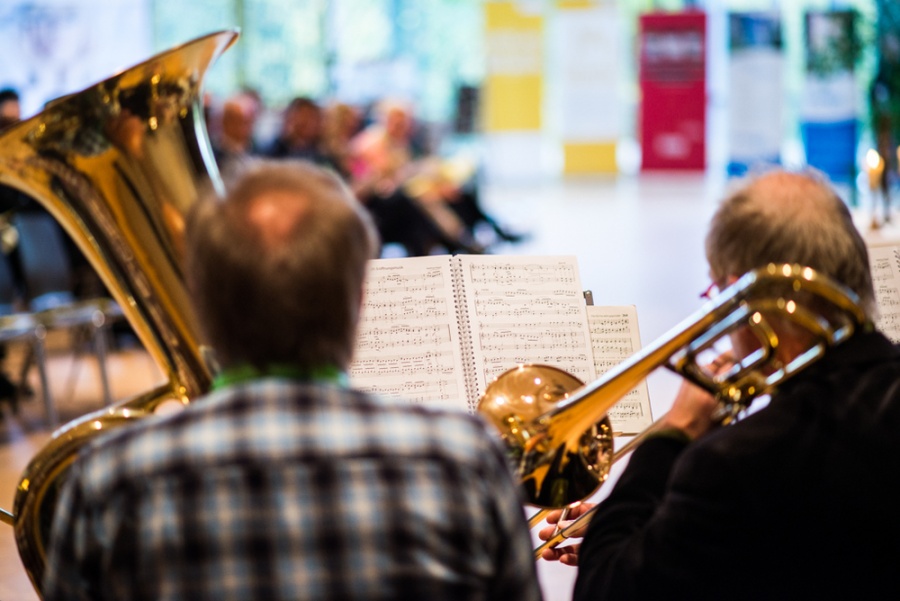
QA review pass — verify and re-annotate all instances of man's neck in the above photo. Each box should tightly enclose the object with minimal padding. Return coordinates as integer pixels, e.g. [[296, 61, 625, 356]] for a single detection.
[[212, 363, 347, 390]]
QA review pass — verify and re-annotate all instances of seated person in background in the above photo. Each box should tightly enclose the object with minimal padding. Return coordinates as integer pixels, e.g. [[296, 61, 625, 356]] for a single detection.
[[42, 160, 541, 601], [350, 100, 498, 256], [211, 91, 261, 178], [0, 88, 21, 129], [267, 96, 470, 257], [266, 96, 337, 171], [352, 100, 524, 251], [540, 170, 900, 600], [321, 101, 364, 180]]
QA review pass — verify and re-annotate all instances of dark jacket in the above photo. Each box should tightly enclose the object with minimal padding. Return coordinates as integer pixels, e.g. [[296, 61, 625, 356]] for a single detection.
[[575, 329, 900, 600]]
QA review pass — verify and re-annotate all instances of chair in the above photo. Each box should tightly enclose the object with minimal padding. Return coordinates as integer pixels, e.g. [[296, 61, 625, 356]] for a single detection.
[[13, 212, 124, 411], [0, 251, 54, 426]]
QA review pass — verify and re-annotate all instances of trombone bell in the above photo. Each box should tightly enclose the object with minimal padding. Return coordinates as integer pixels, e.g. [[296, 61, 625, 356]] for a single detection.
[[478, 364, 614, 509]]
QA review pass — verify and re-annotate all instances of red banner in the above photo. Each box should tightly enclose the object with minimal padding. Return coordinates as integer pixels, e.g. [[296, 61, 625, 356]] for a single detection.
[[639, 12, 707, 171]]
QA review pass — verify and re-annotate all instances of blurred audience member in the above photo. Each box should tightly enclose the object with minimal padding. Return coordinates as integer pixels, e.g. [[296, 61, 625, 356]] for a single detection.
[[351, 100, 524, 252], [266, 97, 336, 171], [349, 100, 484, 256], [0, 88, 20, 129], [212, 92, 261, 178], [322, 101, 363, 180]]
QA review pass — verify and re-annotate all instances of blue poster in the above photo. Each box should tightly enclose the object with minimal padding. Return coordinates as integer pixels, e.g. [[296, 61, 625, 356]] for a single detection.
[[801, 10, 860, 183], [727, 12, 784, 177]]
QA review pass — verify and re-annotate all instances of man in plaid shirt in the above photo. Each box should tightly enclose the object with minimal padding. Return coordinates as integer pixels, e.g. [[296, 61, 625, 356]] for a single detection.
[[42, 160, 541, 601]]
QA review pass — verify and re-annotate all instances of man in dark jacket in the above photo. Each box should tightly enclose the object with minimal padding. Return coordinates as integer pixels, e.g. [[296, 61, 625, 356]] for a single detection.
[[542, 169, 900, 600]]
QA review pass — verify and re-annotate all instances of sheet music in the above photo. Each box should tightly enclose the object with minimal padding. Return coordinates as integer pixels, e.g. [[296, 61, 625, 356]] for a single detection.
[[869, 245, 900, 343], [456, 255, 596, 399], [586, 305, 653, 434], [350, 256, 468, 411]]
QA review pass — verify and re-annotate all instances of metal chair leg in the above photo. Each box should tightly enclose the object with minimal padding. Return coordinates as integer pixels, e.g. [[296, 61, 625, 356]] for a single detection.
[[92, 318, 113, 407], [32, 326, 57, 429]]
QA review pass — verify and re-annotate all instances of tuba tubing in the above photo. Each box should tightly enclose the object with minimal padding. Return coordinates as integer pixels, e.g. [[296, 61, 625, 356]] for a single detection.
[[0, 30, 238, 594], [478, 264, 868, 557]]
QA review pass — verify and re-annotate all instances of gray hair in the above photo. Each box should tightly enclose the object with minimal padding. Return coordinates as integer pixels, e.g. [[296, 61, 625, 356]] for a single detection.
[[186, 159, 379, 371], [705, 169, 875, 319]]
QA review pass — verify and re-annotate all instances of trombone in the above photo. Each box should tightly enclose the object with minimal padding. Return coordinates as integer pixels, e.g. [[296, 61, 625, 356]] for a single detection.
[[477, 264, 868, 559]]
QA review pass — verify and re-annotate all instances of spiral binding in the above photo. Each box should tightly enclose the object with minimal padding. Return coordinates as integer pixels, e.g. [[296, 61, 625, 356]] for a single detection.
[[451, 256, 479, 413]]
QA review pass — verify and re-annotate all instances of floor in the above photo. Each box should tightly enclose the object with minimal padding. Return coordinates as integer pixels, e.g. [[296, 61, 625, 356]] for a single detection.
[[0, 172, 897, 601], [0, 339, 164, 601]]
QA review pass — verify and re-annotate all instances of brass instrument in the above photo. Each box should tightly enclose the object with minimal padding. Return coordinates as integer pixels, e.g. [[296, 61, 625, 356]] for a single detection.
[[478, 264, 868, 558], [0, 30, 238, 593]]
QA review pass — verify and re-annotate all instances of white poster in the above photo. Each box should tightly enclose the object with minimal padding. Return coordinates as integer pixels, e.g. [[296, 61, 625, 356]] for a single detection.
[[557, 6, 621, 142], [727, 12, 784, 174], [0, 0, 152, 118]]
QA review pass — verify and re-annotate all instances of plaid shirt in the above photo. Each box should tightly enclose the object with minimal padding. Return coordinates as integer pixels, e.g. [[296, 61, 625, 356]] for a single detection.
[[43, 379, 542, 601]]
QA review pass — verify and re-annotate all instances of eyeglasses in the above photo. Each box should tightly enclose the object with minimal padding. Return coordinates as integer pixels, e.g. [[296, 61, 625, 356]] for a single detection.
[[699, 282, 720, 301]]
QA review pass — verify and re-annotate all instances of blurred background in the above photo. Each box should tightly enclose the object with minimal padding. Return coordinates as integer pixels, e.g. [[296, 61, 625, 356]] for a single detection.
[[2, 0, 897, 187], [2, 1, 900, 600]]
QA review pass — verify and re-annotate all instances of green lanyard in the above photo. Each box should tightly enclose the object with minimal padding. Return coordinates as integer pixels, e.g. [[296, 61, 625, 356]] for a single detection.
[[211, 364, 348, 391]]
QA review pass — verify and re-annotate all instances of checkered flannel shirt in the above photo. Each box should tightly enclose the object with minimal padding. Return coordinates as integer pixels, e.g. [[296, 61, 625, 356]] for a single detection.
[[42, 379, 542, 601]]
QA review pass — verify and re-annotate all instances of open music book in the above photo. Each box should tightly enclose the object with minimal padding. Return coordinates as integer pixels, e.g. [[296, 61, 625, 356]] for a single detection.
[[350, 254, 653, 434], [869, 244, 900, 343]]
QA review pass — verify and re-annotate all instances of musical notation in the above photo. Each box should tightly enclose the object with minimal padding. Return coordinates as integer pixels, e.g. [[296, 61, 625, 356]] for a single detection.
[[459, 256, 597, 395], [354, 376, 461, 406], [473, 296, 584, 318], [610, 399, 646, 419], [869, 245, 900, 343], [350, 350, 457, 378], [351, 256, 469, 409], [481, 354, 594, 385], [356, 324, 453, 352], [467, 261, 578, 287], [476, 324, 588, 353], [587, 305, 653, 433]]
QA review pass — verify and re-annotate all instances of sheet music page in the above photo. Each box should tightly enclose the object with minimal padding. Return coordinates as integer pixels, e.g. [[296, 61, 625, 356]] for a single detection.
[[349, 256, 468, 412], [456, 255, 596, 401], [869, 244, 900, 343], [586, 305, 653, 434]]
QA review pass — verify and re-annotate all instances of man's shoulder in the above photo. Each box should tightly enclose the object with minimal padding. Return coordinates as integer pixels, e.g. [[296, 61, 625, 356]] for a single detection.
[[338, 386, 505, 466], [684, 330, 900, 470], [73, 380, 502, 493]]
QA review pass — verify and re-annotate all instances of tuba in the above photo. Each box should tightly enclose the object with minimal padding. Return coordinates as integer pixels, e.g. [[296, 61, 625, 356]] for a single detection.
[[478, 264, 869, 556], [0, 30, 238, 593]]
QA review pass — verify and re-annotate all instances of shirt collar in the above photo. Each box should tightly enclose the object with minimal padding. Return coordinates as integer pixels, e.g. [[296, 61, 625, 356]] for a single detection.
[[211, 363, 348, 391]]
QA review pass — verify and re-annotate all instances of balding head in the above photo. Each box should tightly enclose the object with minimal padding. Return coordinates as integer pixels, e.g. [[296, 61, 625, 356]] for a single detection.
[[186, 160, 379, 371], [705, 170, 875, 318]]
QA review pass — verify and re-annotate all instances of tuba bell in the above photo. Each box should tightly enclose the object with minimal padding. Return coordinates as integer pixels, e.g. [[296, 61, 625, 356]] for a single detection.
[[0, 30, 238, 594], [478, 264, 868, 557]]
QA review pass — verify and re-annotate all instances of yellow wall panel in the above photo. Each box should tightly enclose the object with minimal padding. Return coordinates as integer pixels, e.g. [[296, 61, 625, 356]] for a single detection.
[[556, 0, 596, 9], [484, 1, 543, 133], [485, 2, 543, 29], [484, 75, 543, 131], [563, 142, 618, 174]]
